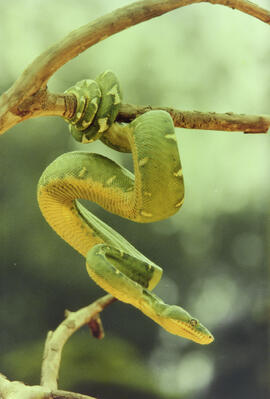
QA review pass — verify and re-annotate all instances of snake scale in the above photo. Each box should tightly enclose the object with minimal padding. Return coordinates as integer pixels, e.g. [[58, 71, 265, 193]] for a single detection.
[[38, 71, 214, 345]]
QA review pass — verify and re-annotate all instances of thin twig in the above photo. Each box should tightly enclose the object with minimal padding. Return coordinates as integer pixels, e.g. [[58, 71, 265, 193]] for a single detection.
[[0, 0, 269, 134], [40, 295, 115, 391]]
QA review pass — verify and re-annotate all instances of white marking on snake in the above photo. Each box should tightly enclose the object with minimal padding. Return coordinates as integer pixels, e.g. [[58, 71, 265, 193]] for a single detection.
[[106, 175, 116, 185], [139, 157, 149, 167], [144, 191, 152, 197], [82, 135, 94, 144], [101, 71, 109, 79], [98, 117, 109, 132], [96, 248, 104, 256], [174, 169, 183, 177], [82, 120, 89, 128], [92, 97, 99, 110], [175, 199, 184, 207], [107, 85, 121, 105], [76, 112, 82, 120], [78, 167, 87, 178], [141, 211, 153, 217], [165, 134, 177, 141]]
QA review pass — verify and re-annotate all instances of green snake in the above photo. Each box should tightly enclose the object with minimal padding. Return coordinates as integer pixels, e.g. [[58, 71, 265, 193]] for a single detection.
[[37, 71, 214, 345]]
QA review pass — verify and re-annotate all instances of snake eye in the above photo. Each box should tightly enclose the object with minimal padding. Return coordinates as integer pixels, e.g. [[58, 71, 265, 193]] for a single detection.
[[189, 319, 198, 327]]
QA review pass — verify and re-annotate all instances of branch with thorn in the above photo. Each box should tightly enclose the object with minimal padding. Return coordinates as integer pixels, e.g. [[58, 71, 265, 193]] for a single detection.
[[0, 295, 115, 399]]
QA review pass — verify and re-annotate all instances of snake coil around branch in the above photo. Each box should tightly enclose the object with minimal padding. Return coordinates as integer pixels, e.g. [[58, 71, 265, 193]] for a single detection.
[[38, 71, 213, 345]]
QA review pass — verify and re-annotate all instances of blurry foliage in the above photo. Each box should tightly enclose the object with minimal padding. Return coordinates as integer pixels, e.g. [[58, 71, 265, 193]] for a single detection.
[[0, 1, 269, 399]]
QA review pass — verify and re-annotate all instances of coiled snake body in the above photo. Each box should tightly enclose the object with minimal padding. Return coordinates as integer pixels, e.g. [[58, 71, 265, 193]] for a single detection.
[[38, 71, 213, 345]]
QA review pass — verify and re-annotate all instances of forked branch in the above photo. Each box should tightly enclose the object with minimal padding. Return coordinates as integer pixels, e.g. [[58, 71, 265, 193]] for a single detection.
[[0, 373, 95, 399], [0, 372, 95, 399], [0, 0, 269, 135], [0, 295, 115, 399], [41, 295, 115, 390]]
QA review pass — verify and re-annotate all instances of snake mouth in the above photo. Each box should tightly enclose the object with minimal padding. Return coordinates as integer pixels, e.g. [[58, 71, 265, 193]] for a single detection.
[[172, 322, 214, 345]]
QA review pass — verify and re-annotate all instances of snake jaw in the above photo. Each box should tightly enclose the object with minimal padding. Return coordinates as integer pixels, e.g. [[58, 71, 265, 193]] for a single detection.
[[160, 305, 214, 345], [182, 320, 214, 345], [164, 319, 214, 345]]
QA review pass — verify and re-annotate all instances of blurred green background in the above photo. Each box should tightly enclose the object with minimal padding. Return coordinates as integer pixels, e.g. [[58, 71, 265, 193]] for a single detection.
[[0, 1, 269, 398]]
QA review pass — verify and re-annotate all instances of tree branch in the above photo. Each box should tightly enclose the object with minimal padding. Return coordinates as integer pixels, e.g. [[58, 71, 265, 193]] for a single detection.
[[51, 390, 96, 399], [40, 295, 115, 391], [5, 91, 269, 134], [117, 104, 270, 133], [0, 372, 96, 399], [0, 296, 115, 399], [0, 0, 269, 135]]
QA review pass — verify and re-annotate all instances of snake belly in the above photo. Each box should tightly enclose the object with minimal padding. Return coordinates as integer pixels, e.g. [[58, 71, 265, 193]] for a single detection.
[[37, 71, 213, 345]]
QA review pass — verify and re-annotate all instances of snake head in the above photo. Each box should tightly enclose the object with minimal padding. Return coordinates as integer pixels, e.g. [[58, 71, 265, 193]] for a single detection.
[[161, 305, 214, 345]]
